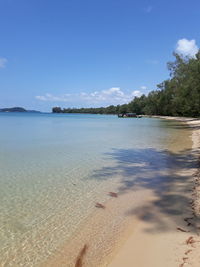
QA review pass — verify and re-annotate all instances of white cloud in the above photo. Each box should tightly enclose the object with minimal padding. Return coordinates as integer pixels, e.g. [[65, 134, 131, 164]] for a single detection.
[[36, 95, 47, 101], [0, 57, 7, 68], [132, 90, 142, 97], [102, 87, 124, 96], [35, 87, 142, 106], [176, 38, 198, 58], [35, 93, 71, 102], [140, 86, 147, 90]]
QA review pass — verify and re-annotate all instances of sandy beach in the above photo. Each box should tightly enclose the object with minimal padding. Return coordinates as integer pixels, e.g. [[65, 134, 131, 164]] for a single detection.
[[42, 117, 200, 267], [1, 1, 200, 265], [109, 117, 200, 267]]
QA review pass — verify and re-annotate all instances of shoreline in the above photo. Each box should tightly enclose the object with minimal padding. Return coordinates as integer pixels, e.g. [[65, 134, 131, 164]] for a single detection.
[[42, 116, 200, 267], [108, 116, 200, 267]]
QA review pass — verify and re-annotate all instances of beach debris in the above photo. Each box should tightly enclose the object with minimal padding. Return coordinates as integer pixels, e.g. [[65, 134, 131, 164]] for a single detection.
[[184, 217, 193, 221], [186, 236, 195, 245], [185, 236, 200, 247], [192, 204, 196, 208], [179, 257, 188, 267], [95, 202, 105, 209], [185, 249, 192, 255], [75, 244, 88, 267], [108, 192, 118, 198], [184, 217, 194, 227], [177, 227, 189, 233]]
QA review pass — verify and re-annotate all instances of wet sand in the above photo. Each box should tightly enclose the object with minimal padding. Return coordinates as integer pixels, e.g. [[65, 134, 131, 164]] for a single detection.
[[109, 117, 200, 267], [41, 117, 200, 267]]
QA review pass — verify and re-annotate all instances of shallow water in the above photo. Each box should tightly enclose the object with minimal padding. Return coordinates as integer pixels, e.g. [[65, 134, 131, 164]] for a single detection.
[[0, 113, 191, 266]]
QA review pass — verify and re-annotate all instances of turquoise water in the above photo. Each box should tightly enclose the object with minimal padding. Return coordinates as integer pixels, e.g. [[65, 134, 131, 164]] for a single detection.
[[0, 113, 189, 266]]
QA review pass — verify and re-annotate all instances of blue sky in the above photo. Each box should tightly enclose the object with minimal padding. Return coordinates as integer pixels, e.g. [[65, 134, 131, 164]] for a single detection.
[[0, 0, 199, 111]]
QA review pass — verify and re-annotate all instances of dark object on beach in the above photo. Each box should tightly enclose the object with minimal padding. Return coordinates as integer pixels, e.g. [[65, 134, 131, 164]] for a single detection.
[[95, 202, 105, 209], [177, 227, 189, 232], [185, 249, 192, 255], [184, 217, 193, 227], [184, 217, 193, 221], [179, 256, 189, 267], [108, 192, 118, 198], [186, 236, 195, 245], [186, 236, 200, 247], [75, 244, 88, 267]]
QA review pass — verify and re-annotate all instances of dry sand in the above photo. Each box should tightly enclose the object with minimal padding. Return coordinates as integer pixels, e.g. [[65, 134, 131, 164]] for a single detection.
[[108, 117, 200, 267]]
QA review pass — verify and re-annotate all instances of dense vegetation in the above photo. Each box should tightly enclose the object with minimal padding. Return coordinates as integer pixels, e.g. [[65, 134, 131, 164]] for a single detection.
[[0, 107, 27, 112], [52, 52, 200, 117], [0, 107, 41, 113]]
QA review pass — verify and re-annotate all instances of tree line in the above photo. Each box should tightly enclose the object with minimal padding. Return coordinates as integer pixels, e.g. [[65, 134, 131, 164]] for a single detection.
[[52, 52, 200, 117]]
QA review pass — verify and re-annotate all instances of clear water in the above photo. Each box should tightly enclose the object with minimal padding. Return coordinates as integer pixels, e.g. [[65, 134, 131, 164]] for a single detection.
[[0, 113, 190, 266]]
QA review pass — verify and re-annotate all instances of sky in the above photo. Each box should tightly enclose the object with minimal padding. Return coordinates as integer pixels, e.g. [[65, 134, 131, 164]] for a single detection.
[[0, 0, 200, 112]]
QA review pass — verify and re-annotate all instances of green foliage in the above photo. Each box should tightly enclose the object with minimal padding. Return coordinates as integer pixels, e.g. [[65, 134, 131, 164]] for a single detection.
[[52, 51, 200, 117], [52, 107, 63, 113]]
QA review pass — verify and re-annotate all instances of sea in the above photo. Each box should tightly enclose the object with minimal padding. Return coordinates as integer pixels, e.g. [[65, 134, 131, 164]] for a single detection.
[[0, 113, 191, 266]]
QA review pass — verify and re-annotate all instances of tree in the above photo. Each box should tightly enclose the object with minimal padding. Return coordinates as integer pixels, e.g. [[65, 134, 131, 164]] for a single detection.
[[52, 107, 62, 113]]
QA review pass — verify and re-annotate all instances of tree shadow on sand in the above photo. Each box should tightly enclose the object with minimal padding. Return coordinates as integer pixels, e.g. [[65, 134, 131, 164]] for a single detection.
[[90, 147, 199, 233]]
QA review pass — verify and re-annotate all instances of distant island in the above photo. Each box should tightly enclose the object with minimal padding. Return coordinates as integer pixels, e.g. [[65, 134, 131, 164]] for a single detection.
[[0, 107, 41, 113]]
